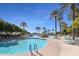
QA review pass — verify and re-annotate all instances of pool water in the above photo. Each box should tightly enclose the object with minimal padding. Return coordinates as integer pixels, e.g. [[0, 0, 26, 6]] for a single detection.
[[0, 38, 47, 54]]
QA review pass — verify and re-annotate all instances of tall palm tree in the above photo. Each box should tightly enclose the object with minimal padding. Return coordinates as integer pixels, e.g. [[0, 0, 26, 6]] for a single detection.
[[68, 11, 79, 37], [50, 10, 59, 37], [47, 29, 50, 33], [35, 27, 41, 34], [20, 22, 27, 30], [43, 27, 46, 30], [43, 27, 47, 32], [42, 27, 47, 35], [58, 14, 63, 37], [60, 3, 79, 40], [72, 17, 79, 37], [62, 21, 68, 36]]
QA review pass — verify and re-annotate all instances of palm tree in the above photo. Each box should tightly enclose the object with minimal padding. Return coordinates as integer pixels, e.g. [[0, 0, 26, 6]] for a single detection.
[[20, 22, 27, 30], [42, 27, 47, 35], [51, 29, 54, 32], [0, 19, 4, 38], [58, 14, 63, 37], [42, 27, 47, 32], [47, 29, 50, 33], [50, 10, 59, 37], [43, 27, 46, 30], [60, 3, 79, 40], [72, 17, 79, 37], [62, 21, 68, 36], [68, 11, 79, 37], [35, 27, 41, 34]]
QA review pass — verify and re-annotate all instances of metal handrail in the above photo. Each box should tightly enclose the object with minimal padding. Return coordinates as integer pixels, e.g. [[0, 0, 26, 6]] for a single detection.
[[29, 44, 35, 56], [34, 43, 38, 52], [34, 43, 43, 56]]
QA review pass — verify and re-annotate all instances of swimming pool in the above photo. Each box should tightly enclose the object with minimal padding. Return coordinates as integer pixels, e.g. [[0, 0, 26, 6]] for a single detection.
[[0, 38, 47, 54]]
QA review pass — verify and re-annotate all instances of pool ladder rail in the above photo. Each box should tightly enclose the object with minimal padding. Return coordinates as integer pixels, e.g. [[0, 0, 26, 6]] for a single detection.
[[29, 44, 43, 56]]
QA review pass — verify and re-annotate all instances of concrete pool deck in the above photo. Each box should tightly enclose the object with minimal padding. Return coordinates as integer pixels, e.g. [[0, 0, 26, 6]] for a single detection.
[[25, 36, 79, 56], [1, 36, 79, 56]]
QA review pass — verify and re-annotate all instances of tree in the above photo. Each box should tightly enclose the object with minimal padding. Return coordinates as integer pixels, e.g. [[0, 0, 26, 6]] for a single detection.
[[20, 22, 27, 30], [50, 10, 59, 37], [66, 27, 72, 34], [47, 29, 50, 34], [4, 22, 13, 32], [0, 18, 4, 32], [0, 19, 29, 35], [57, 14, 63, 36], [72, 16, 79, 36], [60, 3, 79, 40], [42, 27, 47, 32], [43, 27, 46, 31], [35, 27, 41, 34], [62, 21, 68, 36]]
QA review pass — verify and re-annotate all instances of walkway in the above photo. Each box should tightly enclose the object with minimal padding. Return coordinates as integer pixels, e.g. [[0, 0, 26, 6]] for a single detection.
[[26, 37, 79, 56]]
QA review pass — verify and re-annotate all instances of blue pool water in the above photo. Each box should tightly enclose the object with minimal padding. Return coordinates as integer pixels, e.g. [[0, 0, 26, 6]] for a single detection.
[[0, 38, 47, 54]]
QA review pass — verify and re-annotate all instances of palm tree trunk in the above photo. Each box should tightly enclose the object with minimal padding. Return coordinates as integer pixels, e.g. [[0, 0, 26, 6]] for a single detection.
[[38, 30, 40, 34], [23, 26, 25, 30], [76, 28, 77, 37], [55, 16, 57, 37], [71, 4, 76, 40], [59, 20, 62, 37], [61, 22, 63, 36]]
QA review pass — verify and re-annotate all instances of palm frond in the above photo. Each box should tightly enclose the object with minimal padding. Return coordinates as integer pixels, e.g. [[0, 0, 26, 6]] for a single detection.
[[50, 10, 59, 19], [75, 7, 79, 15], [67, 11, 73, 20], [59, 3, 70, 15]]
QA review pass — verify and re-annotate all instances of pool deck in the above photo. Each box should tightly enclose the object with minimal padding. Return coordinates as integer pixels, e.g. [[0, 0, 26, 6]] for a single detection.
[[1, 36, 79, 56], [25, 36, 79, 56]]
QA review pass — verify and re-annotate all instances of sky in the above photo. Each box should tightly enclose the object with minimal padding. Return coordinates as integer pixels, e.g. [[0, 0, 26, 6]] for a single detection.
[[0, 3, 72, 33]]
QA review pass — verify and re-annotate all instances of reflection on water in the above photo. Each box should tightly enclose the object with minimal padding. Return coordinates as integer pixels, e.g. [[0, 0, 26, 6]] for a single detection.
[[31, 35, 40, 38], [0, 38, 47, 54], [0, 40, 18, 47]]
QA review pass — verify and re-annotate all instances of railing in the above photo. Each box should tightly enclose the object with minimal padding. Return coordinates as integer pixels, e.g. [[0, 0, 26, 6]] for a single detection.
[[34, 44, 38, 52], [29, 44, 35, 56], [29, 44, 38, 56], [29, 43, 43, 56]]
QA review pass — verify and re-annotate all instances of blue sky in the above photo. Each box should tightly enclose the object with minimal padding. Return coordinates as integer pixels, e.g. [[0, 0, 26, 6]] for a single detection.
[[0, 3, 72, 33]]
